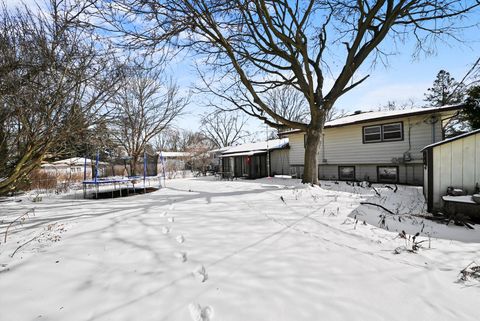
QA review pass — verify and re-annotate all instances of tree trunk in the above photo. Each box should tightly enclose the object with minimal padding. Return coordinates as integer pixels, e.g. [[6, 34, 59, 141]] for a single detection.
[[302, 110, 327, 185], [302, 127, 322, 184], [130, 157, 138, 177]]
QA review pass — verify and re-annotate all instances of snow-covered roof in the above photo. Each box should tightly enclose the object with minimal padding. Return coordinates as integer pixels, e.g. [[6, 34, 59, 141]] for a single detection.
[[219, 150, 266, 158], [52, 157, 108, 166], [209, 146, 231, 153], [280, 104, 464, 135], [158, 151, 190, 158], [222, 138, 289, 155], [422, 128, 480, 151]]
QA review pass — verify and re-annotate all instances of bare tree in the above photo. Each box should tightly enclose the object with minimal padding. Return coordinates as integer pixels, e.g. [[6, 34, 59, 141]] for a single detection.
[[377, 99, 415, 111], [0, 0, 121, 195], [99, 0, 480, 184], [200, 111, 250, 148], [111, 64, 188, 175], [265, 85, 310, 131]]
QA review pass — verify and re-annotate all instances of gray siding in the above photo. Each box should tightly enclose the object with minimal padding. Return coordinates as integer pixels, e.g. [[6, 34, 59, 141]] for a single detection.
[[318, 164, 423, 184], [285, 112, 454, 186], [270, 149, 290, 176], [289, 113, 444, 166]]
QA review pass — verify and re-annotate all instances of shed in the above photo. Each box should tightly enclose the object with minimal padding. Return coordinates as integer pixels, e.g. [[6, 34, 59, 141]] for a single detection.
[[422, 129, 480, 212]]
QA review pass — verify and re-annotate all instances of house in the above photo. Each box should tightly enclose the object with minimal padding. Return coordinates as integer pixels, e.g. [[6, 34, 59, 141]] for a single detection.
[[279, 105, 463, 185], [40, 157, 109, 180], [157, 151, 190, 175], [422, 129, 480, 213], [220, 139, 290, 178]]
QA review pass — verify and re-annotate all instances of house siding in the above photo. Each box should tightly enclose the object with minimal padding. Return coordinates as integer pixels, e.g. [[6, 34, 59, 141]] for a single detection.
[[270, 149, 290, 176], [318, 164, 423, 184], [287, 113, 446, 185]]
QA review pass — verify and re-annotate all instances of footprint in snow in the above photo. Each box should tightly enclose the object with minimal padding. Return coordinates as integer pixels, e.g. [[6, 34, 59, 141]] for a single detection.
[[176, 235, 185, 244], [193, 265, 208, 282], [174, 251, 188, 262], [168, 217, 175, 223], [161, 211, 167, 216], [189, 303, 214, 321], [162, 226, 170, 234], [169, 203, 175, 210]]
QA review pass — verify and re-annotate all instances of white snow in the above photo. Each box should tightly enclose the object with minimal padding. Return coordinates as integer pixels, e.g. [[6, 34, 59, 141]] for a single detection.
[[1, 177, 479, 321], [325, 104, 462, 127], [422, 128, 480, 150], [280, 104, 463, 135], [222, 138, 289, 155]]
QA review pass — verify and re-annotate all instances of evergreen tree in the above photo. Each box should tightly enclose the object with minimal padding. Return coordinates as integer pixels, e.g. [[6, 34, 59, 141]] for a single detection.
[[464, 86, 480, 129], [424, 70, 466, 106]]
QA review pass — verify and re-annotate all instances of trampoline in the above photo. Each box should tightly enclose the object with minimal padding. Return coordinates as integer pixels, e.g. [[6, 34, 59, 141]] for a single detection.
[[82, 151, 165, 199]]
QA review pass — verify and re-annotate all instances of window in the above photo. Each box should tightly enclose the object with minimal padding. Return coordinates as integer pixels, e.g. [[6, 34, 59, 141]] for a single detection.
[[377, 166, 399, 183], [363, 126, 381, 142], [338, 166, 355, 180], [363, 122, 403, 143], [382, 123, 403, 141]]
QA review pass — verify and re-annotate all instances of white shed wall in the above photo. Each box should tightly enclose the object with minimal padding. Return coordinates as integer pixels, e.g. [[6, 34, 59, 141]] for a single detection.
[[431, 132, 480, 209]]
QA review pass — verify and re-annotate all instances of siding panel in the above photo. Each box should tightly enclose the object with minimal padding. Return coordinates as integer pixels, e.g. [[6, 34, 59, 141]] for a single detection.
[[476, 134, 480, 188], [462, 135, 476, 191], [432, 148, 442, 208], [451, 140, 464, 187]]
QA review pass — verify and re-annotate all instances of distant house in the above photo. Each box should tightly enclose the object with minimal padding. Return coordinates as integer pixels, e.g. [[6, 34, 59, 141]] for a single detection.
[[220, 139, 289, 179], [157, 151, 190, 175], [209, 147, 230, 172], [41, 157, 108, 179], [279, 105, 463, 184], [422, 129, 480, 212]]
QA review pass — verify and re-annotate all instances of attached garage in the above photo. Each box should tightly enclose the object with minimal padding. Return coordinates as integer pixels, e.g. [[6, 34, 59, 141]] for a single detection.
[[422, 129, 480, 212]]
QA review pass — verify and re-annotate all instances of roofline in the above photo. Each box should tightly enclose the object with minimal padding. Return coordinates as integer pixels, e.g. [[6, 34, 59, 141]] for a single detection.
[[221, 144, 290, 155], [421, 128, 480, 151], [279, 104, 465, 136]]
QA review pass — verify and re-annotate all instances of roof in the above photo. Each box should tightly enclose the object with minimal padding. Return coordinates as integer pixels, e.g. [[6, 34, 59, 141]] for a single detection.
[[222, 138, 289, 155], [158, 151, 190, 158], [279, 104, 464, 135], [52, 157, 108, 166], [422, 129, 480, 151], [219, 150, 266, 158]]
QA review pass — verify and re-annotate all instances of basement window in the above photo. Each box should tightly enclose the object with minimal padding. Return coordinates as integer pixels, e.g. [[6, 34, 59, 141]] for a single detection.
[[338, 166, 355, 181], [377, 166, 399, 183]]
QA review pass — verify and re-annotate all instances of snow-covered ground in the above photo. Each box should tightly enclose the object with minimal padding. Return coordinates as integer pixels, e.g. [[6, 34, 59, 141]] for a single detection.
[[1, 177, 479, 321]]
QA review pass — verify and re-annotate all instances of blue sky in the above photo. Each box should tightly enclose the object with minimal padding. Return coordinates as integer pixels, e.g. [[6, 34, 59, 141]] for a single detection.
[[171, 28, 480, 134], [7, 0, 480, 137]]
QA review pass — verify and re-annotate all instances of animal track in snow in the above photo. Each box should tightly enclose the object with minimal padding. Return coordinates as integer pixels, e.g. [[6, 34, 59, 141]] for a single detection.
[[174, 251, 188, 262], [176, 235, 185, 244], [162, 226, 170, 234], [193, 265, 208, 282], [168, 217, 175, 223], [161, 211, 167, 216], [189, 303, 214, 321]]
